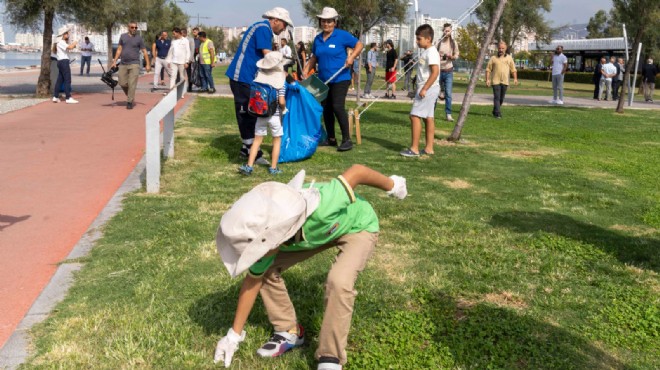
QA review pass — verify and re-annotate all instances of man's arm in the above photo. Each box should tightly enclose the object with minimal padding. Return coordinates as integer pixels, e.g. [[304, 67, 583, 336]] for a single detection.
[[346, 41, 363, 68], [111, 45, 122, 68], [66, 41, 78, 50], [151, 43, 157, 65], [209, 47, 216, 65], [562, 61, 568, 74], [142, 48, 151, 72]]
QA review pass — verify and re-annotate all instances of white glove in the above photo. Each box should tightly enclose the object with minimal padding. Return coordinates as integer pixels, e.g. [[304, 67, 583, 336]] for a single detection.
[[214, 328, 246, 367], [386, 175, 407, 199], [281, 107, 289, 116]]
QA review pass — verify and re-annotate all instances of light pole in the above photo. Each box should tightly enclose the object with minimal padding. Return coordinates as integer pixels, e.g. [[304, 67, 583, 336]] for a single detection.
[[399, 2, 413, 69]]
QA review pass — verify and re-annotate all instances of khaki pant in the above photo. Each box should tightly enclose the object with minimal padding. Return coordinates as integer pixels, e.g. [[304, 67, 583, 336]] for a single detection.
[[118, 64, 140, 103], [643, 81, 655, 101], [260, 231, 378, 365], [169, 63, 187, 90]]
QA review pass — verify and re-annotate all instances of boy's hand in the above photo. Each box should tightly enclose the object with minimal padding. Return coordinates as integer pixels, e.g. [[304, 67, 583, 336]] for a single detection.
[[214, 328, 246, 367], [386, 175, 407, 199]]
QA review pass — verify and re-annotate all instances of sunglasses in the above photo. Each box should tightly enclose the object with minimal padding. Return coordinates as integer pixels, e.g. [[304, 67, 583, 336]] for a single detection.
[[129, 26, 138, 29]]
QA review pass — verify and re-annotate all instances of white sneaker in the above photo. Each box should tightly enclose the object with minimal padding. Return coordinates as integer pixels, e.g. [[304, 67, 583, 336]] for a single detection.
[[65, 98, 79, 104], [446, 114, 454, 122], [548, 99, 557, 104], [318, 363, 342, 370], [52, 97, 59, 103], [556, 100, 564, 105], [256, 325, 304, 357]]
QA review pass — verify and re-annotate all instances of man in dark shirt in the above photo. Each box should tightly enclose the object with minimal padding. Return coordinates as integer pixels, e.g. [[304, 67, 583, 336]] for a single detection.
[[641, 58, 658, 103], [152, 31, 171, 88], [111, 21, 151, 109], [593, 58, 603, 100]]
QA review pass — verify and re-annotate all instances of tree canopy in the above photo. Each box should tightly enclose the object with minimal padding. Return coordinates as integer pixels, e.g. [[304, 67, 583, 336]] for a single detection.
[[301, 0, 408, 36], [475, 0, 553, 48], [586, 9, 622, 38]]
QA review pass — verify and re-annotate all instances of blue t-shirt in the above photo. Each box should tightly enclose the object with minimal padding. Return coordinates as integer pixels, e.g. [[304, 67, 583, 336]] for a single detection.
[[312, 29, 358, 83], [155, 39, 171, 59], [226, 20, 274, 83]]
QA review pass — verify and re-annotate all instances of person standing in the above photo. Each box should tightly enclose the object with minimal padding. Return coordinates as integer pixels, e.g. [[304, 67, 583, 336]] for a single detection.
[[613, 57, 625, 101], [592, 58, 603, 100], [400, 49, 413, 92], [641, 58, 658, 103], [197, 31, 216, 94], [485, 41, 517, 119], [303, 7, 363, 152], [610, 56, 621, 100], [384, 39, 398, 99], [437, 23, 459, 121], [182, 28, 195, 92], [295, 41, 307, 81], [79, 36, 94, 76], [52, 30, 78, 104], [362, 43, 377, 99], [166, 27, 190, 96], [226, 7, 292, 160], [280, 38, 294, 73], [152, 31, 171, 88], [111, 21, 151, 110], [549, 45, 567, 105], [599, 57, 616, 101]]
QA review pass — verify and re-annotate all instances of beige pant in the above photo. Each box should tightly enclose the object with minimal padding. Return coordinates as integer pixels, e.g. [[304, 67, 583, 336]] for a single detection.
[[118, 64, 140, 103], [643, 81, 655, 101], [260, 231, 378, 365], [169, 63, 187, 90]]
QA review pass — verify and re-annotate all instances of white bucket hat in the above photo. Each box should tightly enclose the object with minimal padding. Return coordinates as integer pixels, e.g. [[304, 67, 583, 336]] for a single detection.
[[317, 7, 340, 20], [254, 51, 286, 89], [262, 7, 294, 27], [216, 170, 320, 278]]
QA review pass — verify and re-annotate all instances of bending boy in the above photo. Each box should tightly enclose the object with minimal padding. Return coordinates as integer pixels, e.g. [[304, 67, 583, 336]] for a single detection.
[[214, 165, 408, 369]]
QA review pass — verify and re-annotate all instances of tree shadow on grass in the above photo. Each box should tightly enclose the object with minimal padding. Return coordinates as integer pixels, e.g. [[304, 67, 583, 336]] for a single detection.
[[360, 134, 404, 153], [424, 291, 627, 369], [489, 211, 659, 272], [209, 134, 243, 163]]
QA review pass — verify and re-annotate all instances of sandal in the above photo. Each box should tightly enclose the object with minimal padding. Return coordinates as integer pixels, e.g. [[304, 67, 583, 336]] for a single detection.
[[399, 148, 420, 157]]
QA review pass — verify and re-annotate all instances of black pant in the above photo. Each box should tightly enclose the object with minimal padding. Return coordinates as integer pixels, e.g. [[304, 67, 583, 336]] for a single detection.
[[186, 63, 192, 90], [492, 84, 508, 117], [593, 79, 600, 99], [323, 80, 351, 142], [54, 59, 72, 99], [229, 79, 258, 142], [612, 79, 622, 100]]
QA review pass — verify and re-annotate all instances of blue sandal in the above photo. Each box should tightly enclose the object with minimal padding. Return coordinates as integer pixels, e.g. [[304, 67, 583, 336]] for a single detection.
[[399, 148, 420, 157]]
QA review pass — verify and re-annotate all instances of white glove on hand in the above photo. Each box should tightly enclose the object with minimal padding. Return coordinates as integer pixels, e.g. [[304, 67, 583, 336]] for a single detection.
[[214, 328, 246, 367], [386, 175, 407, 199], [281, 107, 289, 116]]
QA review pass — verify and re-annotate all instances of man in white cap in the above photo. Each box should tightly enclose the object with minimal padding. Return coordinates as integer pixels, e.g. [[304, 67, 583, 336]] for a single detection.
[[52, 30, 79, 104], [214, 165, 408, 370], [225, 7, 293, 165]]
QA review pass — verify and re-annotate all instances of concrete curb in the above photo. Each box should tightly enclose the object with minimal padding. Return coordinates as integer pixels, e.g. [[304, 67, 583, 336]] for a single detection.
[[0, 95, 197, 370]]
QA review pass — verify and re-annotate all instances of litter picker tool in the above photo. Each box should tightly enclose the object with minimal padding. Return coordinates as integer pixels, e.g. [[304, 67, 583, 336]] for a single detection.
[[98, 59, 118, 100]]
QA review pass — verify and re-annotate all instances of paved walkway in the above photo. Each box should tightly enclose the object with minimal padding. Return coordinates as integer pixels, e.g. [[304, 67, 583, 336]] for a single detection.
[[0, 69, 189, 354]]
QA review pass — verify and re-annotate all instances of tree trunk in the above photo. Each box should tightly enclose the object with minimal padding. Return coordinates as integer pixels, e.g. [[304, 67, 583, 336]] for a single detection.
[[107, 24, 114, 68], [449, 0, 508, 141], [616, 26, 644, 113], [36, 6, 55, 98]]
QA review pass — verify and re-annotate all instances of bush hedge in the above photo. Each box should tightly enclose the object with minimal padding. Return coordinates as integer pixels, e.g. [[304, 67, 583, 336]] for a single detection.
[[517, 69, 660, 87]]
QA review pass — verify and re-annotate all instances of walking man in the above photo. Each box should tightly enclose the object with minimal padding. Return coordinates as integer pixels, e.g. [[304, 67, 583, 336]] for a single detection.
[[167, 27, 190, 96], [52, 30, 78, 104], [111, 21, 151, 110], [641, 59, 658, 103], [611, 56, 622, 100], [182, 28, 195, 92], [486, 41, 517, 119], [79, 36, 94, 76], [549, 45, 567, 105], [225, 7, 292, 161], [198, 31, 216, 94], [152, 31, 171, 88], [599, 57, 616, 101], [362, 43, 377, 99], [592, 58, 603, 100], [437, 23, 459, 121]]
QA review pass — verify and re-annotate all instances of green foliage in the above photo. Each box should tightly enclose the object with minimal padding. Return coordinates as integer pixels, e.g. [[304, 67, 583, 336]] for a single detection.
[[456, 23, 481, 63], [476, 0, 553, 48], [197, 25, 225, 51], [301, 0, 408, 36], [143, 2, 190, 44], [586, 9, 622, 39]]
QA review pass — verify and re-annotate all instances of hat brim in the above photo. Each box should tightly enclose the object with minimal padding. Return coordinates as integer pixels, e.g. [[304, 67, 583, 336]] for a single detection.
[[254, 70, 286, 90]]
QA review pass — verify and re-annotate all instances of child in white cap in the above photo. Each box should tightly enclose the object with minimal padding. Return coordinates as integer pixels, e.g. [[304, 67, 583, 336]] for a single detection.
[[214, 165, 408, 369], [239, 51, 289, 175]]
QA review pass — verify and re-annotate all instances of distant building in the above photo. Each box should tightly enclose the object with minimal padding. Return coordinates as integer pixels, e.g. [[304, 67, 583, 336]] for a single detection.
[[221, 26, 248, 49], [553, 24, 589, 40], [0, 25, 5, 45], [529, 37, 629, 71], [293, 26, 317, 44], [16, 32, 43, 48]]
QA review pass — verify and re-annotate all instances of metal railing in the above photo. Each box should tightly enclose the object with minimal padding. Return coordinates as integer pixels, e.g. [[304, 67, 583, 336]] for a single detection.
[[145, 81, 185, 193]]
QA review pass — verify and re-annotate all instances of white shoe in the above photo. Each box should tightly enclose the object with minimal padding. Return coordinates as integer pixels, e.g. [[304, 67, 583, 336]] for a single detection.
[[318, 363, 342, 370], [548, 99, 557, 104], [446, 114, 454, 122], [556, 100, 564, 105], [65, 98, 79, 104], [52, 97, 59, 103]]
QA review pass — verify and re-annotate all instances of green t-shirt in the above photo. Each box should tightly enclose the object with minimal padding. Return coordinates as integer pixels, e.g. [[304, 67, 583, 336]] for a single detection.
[[248, 176, 379, 276]]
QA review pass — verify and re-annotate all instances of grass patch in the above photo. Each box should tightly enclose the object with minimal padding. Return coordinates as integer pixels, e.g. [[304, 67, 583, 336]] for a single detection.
[[24, 99, 660, 369]]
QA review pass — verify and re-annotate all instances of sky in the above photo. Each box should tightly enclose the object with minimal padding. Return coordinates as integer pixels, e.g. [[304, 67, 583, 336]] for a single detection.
[[1, 0, 613, 42]]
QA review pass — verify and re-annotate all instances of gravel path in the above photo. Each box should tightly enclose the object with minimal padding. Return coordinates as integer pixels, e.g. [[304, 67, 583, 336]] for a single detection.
[[0, 97, 48, 115]]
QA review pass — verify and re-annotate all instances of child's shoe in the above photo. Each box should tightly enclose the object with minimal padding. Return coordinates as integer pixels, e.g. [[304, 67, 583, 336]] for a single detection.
[[318, 357, 342, 370], [256, 324, 304, 357], [238, 164, 253, 175], [268, 167, 282, 175]]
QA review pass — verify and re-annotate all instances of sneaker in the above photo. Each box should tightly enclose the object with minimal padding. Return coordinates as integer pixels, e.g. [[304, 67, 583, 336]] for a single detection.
[[208, 88, 216, 94], [319, 138, 338, 147], [556, 100, 564, 105], [337, 139, 353, 152], [238, 164, 253, 175], [256, 325, 304, 357], [446, 114, 454, 122], [268, 167, 282, 175], [127, 102, 134, 110], [548, 99, 557, 104], [65, 98, 79, 104], [318, 357, 342, 370], [52, 97, 59, 103], [399, 148, 420, 157]]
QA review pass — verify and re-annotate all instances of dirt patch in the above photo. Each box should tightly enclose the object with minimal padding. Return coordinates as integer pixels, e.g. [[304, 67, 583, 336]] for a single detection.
[[373, 240, 413, 284], [609, 224, 658, 236], [490, 148, 566, 159], [442, 179, 473, 189], [483, 291, 528, 310], [586, 171, 627, 187]]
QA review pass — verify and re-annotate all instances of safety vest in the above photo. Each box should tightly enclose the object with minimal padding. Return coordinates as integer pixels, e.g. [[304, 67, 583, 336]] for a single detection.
[[200, 40, 212, 64]]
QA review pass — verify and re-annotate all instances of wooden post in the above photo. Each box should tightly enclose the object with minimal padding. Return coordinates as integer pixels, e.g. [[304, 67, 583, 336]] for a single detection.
[[348, 109, 354, 139], [355, 108, 362, 145]]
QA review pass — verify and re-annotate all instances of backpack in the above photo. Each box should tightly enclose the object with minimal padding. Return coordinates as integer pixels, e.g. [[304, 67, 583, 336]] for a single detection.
[[248, 81, 279, 118]]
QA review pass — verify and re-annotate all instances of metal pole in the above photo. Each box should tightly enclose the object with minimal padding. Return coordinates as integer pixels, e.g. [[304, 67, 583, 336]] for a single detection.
[[622, 24, 632, 106], [630, 42, 642, 106]]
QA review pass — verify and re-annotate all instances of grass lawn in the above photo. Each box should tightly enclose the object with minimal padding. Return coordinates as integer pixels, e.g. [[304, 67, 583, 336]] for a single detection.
[[25, 99, 659, 369]]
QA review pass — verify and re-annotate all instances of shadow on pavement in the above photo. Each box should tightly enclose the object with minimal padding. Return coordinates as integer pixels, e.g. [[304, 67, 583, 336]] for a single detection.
[[0, 214, 31, 231]]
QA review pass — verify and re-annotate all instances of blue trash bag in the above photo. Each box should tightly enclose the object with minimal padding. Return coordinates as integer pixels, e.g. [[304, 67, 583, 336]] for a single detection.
[[279, 82, 324, 163]]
